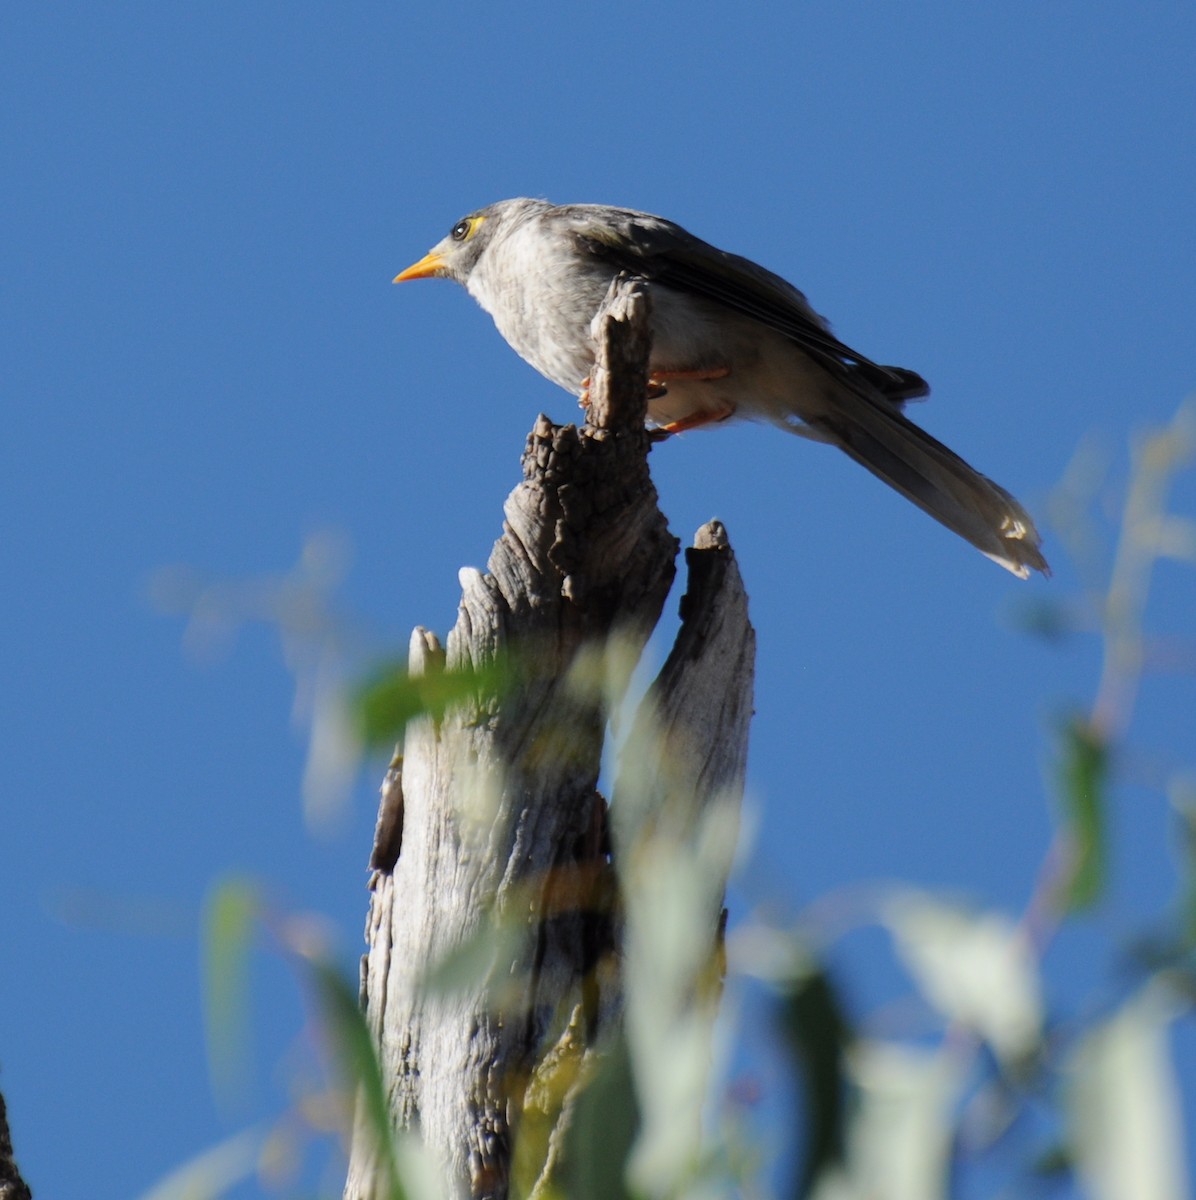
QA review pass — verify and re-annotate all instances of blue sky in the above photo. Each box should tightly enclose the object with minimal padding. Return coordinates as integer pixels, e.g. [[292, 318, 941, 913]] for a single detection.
[[4, 2, 1195, 1196]]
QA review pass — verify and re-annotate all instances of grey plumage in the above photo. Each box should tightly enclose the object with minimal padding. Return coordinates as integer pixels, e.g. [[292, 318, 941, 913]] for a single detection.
[[395, 198, 1048, 578]]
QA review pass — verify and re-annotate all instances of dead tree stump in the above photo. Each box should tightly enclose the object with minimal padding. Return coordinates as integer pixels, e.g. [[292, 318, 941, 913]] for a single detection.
[[345, 278, 755, 1200]]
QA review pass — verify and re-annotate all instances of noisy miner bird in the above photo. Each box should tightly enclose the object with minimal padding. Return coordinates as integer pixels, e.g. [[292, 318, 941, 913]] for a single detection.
[[395, 198, 1048, 578]]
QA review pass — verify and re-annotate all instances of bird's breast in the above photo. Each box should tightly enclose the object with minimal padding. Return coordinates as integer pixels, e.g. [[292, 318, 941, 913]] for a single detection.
[[468, 236, 827, 429], [468, 234, 615, 394]]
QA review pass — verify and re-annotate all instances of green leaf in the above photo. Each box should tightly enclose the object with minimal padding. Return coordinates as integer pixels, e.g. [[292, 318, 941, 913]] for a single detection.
[[201, 877, 260, 1110], [832, 1040, 964, 1200], [883, 893, 1043, 1067], [560, 1033, 640, 1200], [1009, 596, 1080, 642], [309, 960, 411, 1200], [421, 917, 527, 999], [352, 656, 510, 751], [1030, 1142, 1073, 1176], [1167, 774, 1196, 947], [778, 966, 852, 1200], [134, 1127, 264, 1200], [1056, 714, 1110, 911], [1066, 985, 1189, 1200]]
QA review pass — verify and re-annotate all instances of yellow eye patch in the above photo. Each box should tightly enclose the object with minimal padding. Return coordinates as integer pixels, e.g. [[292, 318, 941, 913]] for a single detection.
[[450, 215, 486, 243]]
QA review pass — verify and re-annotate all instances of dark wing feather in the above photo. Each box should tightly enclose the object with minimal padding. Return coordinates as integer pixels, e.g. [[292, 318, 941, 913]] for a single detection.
[[558, 205, 928, 405]]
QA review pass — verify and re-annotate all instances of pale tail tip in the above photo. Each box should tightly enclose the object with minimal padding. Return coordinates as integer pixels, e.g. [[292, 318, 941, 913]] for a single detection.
[[989, 513, 1050, 579]]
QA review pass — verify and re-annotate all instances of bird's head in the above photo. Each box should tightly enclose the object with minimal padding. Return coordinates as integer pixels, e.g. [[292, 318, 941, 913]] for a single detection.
[[393, 210, 489, 285]]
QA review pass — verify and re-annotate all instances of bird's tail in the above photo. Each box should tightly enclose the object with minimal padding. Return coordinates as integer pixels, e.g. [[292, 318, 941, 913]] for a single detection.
[[795, 388, 1049, 578]]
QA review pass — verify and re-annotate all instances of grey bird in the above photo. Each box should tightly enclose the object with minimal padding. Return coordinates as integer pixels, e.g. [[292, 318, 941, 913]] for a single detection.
[[395, 198, 1048, 578]]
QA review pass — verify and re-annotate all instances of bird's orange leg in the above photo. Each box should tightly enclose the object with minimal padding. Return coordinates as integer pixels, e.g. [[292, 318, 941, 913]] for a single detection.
[[586, 366, 733, 426], [654, 406, 736, 436], [648, 366, 731, 388], [642, 367, 738, 439], [647, 366, 733, 435]]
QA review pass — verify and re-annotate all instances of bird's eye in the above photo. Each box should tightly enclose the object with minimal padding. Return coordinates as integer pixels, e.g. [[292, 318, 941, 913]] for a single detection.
[[451, 219, 472, 241]]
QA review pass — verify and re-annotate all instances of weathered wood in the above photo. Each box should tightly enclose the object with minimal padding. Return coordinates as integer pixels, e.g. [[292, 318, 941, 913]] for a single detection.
[[0, 1090, 32, 1200], [532, 521, 756, 1197], [625, 519, 755, 815], [345, 278, 755, 1200]]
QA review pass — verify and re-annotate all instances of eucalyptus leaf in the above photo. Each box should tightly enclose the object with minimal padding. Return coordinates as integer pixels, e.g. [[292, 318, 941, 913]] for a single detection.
[[778, 965, 852, 1200], [134, 1127, 264, 1200], [311, 960, 411, 1200], [353, 656, 510, 750], [201, 877, 260, 1109], [884, 893, 1043, 1065], [1055, 714, 1109, 911], [811, 1041, 963, 1200], [1066, 985, 1189, 1200], [560, 1034, 640, 1200], [421, 917, 527, 998]]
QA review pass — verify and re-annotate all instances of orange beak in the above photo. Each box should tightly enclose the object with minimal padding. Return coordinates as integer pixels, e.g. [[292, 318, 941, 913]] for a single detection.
[[393, 251, 446, 283]]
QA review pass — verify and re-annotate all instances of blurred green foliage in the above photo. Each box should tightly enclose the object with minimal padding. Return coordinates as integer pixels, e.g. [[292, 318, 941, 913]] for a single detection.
[[159, 401, 1196, 1200], [1055, 714, 1110, 912], [353, 655, 510, 752]]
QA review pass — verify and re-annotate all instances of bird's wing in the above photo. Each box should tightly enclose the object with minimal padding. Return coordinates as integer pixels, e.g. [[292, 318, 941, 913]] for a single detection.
[[557, 205, 928, 404]]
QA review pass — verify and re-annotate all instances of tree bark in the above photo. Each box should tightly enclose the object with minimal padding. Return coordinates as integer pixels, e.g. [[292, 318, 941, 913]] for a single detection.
[[0, 1090, 32, 1200], [345, 278, 754, 1200]]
